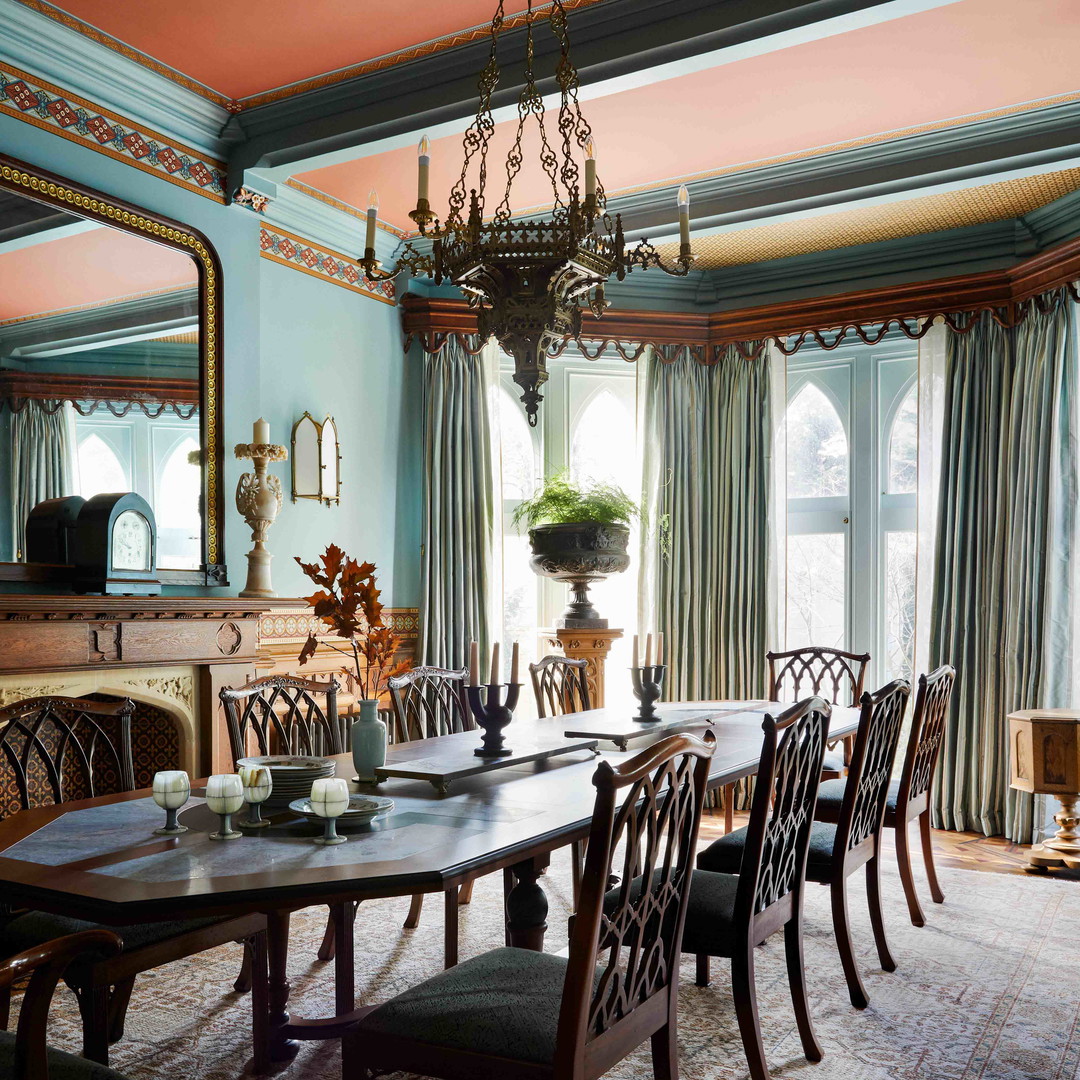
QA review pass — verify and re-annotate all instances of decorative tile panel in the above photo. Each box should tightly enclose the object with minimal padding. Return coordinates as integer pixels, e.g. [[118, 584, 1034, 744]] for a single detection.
[[259, 608, 418, 645], [259, 225, 396, 303], [0, 63, 227, 202]]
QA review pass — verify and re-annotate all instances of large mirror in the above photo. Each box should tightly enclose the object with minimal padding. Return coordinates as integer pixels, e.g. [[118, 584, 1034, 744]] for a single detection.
[[0, 157, 224, 585]]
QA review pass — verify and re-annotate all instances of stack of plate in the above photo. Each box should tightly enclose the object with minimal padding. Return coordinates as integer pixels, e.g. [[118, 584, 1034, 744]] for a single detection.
[[235, 755, 336, 806]]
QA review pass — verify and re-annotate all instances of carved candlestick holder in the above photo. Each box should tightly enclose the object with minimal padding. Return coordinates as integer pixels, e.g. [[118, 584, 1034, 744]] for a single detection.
[[631, 665, 666, 723], [467, 682, 521, 758], [234, 442, 288, 598]]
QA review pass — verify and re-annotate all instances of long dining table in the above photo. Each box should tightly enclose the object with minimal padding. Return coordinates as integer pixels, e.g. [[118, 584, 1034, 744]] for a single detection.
[[0, 699, 859, 1072]]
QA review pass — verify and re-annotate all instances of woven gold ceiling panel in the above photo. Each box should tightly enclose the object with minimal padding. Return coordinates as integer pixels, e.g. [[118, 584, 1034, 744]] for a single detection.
[[660, 167, 1080, 269]]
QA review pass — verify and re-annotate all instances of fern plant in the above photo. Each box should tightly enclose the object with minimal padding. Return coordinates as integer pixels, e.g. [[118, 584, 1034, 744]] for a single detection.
[[512, 470, 641, 530]]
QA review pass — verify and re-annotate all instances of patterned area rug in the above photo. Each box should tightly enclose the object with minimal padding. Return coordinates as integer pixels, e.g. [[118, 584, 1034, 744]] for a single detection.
[[12, 858, 1080, 1080]]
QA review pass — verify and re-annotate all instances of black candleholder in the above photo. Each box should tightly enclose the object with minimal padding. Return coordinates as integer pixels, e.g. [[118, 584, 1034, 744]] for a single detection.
[[467, 682, 521, 757], [631, 665, 666, 722]]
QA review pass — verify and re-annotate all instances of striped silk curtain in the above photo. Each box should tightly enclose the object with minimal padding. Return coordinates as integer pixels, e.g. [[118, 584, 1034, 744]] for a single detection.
[[418, 337, 496, 671], [932, 295, 1077, 841], [640, 345, 773, 701], [11, 400, 76, 561]]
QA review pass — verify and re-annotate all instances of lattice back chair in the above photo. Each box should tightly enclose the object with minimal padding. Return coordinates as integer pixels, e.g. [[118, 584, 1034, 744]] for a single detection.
[[387, 666, 472, 743], [805, 678, 910, 1010], [688, 698, 830, 1080], [530, 655, 591, 718], [767, 646, 871, 779], [219, 675, 342, 763], [340, 733, 715, 1080], [386, 665, 477, 960], [0, 695, 265, 1066], [891, 665, 955, 927], [0, 696, 135, 814]]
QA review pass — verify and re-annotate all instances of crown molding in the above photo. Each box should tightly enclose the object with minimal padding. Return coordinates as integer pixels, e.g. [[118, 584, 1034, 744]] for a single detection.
[[223, 0, 924, 191], [0, 0, 229, 157]]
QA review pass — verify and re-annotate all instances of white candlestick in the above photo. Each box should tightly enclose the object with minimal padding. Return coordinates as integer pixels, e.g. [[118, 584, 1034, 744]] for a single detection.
[[469, 640, 480, 686], [365, 189, 379, 251], [489, 641, 501, 685], [417, 135, 431, 203], [632, 633, 640, 668], [645, 633, 653, 668], [253, 418, 270, 445], [510, 641, 520, 684]]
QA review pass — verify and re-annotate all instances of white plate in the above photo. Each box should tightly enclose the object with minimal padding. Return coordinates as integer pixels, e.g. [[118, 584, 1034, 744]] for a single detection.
[[288, 794, 394, 826]]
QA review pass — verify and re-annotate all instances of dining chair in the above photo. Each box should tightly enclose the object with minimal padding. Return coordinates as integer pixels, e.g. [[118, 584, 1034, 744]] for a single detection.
[[0, 929, 133, 1080], [220, 674, 346, 964], [815, 665, 955, 927], [529, 655, 591, 901], [686, 698, 830, 1080], [0, 696, 265, 1066], [703, 680, 911, 1011], [340, 731, 716, 1080], [529, 655, 591, 718], [768, 645, 872, 779], [219, 673, 344, 761], [387, 665, 481, 965]]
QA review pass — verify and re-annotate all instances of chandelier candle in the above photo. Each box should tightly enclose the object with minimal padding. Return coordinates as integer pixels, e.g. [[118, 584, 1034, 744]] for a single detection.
[[365, 189, 379, 257], [678, 185, 691, 253], [585, 138, 597, 203], [417, 135, 431, 204]]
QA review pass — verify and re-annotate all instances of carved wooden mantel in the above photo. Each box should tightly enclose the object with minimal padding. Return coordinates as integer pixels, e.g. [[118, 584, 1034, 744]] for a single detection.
[[0, 596, 306, 773]]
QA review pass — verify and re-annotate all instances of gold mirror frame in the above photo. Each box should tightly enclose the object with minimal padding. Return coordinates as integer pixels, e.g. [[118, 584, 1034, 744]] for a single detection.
[[291, 411, 341, 506], [0, 153, 226, 586]]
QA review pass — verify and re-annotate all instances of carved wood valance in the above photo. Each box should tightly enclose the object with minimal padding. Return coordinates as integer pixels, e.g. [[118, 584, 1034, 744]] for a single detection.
[[401, 232, 1080, 361], [0, 371, 200, 418]]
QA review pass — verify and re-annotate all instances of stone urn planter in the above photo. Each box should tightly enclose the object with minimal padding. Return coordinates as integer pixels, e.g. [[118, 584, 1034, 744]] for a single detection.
[[528, 522, 630, 628]]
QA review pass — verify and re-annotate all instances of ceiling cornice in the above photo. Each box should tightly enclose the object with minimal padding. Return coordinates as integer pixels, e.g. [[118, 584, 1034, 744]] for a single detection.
[[223, 0, 918, 193]]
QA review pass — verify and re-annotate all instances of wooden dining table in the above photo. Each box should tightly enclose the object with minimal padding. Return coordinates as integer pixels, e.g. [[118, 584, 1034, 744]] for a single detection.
[[0, 699, 859, 1073]]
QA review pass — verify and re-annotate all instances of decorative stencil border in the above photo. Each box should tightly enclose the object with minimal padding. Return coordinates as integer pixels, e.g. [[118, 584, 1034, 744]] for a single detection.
[[260, 608, 419, 644], [259, 225, 396, 304], [0, 62, 227, 201]]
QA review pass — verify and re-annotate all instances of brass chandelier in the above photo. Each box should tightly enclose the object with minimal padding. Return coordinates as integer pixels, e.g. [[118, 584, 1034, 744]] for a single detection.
[[359, 0, 695, 425]]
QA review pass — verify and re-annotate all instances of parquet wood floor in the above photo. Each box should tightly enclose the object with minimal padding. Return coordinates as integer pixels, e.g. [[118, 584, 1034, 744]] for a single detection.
[[700, 808, 1080, 881]]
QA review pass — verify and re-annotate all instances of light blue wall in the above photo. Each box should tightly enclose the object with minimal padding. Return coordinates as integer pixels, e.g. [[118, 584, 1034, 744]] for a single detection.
[[257, 259, 421, 602], [0, 112, 422, 604]]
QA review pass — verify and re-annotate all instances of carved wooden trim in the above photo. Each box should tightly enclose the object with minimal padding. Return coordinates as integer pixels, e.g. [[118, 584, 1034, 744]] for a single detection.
[[0, 371, 200, 411], [401, 234, 1080, 361]]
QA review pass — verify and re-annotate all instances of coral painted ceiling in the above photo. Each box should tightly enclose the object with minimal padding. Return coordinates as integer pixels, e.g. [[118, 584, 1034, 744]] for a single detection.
[[0, 226, 197, 324], [294, 0, 1080, 231], [27, 0, 555, 101]]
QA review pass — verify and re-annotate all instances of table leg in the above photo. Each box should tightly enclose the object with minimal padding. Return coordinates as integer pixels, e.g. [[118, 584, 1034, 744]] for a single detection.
[[250, 931, 269, 1075], [267, 911, 299, 1063], [332, 901, 356, 1017], [506, 855, 550, 951]]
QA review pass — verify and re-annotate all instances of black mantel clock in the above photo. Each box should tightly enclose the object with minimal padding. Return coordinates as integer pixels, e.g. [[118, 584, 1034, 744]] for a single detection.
[[72, 492, 161, 596]]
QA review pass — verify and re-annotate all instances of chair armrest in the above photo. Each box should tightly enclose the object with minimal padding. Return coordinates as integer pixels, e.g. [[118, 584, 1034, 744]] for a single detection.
[[1, 929, 122, 1079]]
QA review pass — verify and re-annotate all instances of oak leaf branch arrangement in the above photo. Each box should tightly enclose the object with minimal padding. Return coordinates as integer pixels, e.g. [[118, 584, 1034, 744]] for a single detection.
[[295, 545, 410, 701]]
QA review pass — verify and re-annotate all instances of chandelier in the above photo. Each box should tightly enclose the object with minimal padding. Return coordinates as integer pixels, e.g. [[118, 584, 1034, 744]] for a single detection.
[[359, 0, 695, 425]]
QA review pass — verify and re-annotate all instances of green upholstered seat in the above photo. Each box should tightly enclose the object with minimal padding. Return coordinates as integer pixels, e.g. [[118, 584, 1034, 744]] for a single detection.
[[815, 777, 900, 816], [356, 947, 570, 1065], [0, 1031, 129, 1080], [697, 822, 840, 882], [821, 749, 846, 774], [680, 871, 741, 958], [0, 913, 222, 985]]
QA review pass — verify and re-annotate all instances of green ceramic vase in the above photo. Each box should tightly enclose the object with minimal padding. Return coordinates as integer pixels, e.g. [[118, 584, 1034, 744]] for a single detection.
[[350, 699, 386, 782]]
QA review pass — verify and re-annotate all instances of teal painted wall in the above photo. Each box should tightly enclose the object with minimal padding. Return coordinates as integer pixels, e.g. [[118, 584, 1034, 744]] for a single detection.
[[0, 112, 422, 604], [257, 259, 421, 602]]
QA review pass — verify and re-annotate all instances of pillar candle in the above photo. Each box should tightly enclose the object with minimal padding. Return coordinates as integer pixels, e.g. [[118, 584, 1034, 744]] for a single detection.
[[644, 633, 653, 668], [417, 135, 431, 203], [632, 633, 640, 668], [656, 632, 664, 665], [677, 184, 690, 249], [489, 641, 501, 685], [253, 418, 270, 444], [365, 189, 379, 251], [510, 641, 520, 684]]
